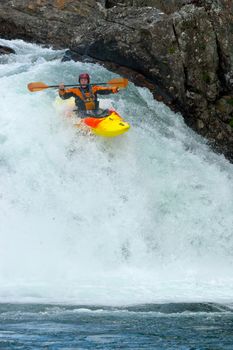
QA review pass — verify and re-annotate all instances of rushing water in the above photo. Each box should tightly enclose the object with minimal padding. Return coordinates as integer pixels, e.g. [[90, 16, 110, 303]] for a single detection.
[[0, 303, 233, 349], [0, 38, 233, 349]]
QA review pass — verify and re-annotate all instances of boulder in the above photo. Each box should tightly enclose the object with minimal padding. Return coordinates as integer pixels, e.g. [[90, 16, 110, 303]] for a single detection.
[[0, 45, 15, 55]]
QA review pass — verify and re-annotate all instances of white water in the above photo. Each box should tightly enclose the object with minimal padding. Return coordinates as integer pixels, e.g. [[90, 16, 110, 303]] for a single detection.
[[0, 39, 233, 306]]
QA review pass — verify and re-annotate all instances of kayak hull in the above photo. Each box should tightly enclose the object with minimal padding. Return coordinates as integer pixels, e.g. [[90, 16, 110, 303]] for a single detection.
[[83, 110, 130, 137], [55, 97, 130, 137]]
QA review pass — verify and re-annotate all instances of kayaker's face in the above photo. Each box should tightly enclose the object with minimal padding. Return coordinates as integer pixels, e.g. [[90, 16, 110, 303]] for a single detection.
[[80, 78, 89, 87]]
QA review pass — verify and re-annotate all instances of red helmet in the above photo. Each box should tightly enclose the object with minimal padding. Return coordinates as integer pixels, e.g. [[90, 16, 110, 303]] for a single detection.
[[79, 73, 90, 83]]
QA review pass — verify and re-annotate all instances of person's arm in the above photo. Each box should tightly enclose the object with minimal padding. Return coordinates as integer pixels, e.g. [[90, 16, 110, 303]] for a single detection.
[[58, 83, 76, 100], [93, 86, 119, 95]]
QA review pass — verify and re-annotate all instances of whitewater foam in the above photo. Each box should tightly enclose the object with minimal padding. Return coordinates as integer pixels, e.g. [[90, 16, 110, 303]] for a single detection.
[[0, 39, 233, 305]]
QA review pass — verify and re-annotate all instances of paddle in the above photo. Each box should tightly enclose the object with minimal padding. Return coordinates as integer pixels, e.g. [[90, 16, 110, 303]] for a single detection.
[[27, 78, 128, 92]]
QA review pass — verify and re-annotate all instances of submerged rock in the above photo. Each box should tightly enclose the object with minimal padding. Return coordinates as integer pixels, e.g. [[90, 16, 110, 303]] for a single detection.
[[0, 0, 233, 160], [0, 45, 15, 55]]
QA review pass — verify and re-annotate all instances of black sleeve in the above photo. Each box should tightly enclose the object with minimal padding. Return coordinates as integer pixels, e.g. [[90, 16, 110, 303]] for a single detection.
[[96, 89, 114, 96], [59, 91, 75, 100]]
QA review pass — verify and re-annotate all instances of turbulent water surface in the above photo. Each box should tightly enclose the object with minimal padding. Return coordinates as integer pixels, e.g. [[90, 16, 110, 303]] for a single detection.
[[0, 38, 233, 349]]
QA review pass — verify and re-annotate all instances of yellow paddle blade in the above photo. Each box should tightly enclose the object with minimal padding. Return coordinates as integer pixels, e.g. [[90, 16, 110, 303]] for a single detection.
[[107, 78, 128, 89], [27, 82, 49, 92]]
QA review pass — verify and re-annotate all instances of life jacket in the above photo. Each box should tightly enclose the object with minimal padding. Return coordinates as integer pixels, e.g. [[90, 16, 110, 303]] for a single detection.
[[79, 85, 99, 111]]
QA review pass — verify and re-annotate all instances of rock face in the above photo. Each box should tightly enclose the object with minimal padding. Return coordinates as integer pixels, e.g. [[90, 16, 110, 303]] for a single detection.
[[0, 0, 233, 160]]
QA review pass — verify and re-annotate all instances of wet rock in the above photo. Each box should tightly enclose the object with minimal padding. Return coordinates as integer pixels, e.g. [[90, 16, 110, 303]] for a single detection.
[[173, 5, 219, 103], [197, 119, 205, 129], [216, 96, 233, 115], [0, 45, 15, 55], [105, 0, 201, 14]]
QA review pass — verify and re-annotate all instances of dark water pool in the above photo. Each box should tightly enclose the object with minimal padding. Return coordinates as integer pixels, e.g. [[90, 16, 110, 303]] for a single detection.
[[0, 303, 233, 349]]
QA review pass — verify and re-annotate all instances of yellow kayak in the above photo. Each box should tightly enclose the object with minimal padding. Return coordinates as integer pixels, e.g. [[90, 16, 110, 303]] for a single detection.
[[55, 97, 130, 137], [83, 110, 130, 137]]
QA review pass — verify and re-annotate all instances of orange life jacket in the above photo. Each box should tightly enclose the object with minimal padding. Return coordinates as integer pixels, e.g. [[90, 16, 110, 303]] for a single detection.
[[79, 86, 98, 110], [59, 85, 117, 112]]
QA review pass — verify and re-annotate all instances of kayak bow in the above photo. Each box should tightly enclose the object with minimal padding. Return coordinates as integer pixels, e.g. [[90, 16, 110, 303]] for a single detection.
[[83, 110, 130, 137], [55, 97, 130, 137]]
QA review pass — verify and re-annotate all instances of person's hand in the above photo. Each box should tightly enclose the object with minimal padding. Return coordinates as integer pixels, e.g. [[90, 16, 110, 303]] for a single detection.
[[112, 87, 119, 93], [59, 83, 65, 90]]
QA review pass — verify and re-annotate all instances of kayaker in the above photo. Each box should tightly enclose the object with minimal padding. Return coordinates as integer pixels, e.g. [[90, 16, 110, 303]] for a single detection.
[[58, 73, 119, 118]]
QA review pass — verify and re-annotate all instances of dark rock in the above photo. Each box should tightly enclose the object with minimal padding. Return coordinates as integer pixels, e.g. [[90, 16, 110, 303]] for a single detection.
[[105, 0, 201, 14], [0, 45, 15, 55], [216, 96, 233, 115]]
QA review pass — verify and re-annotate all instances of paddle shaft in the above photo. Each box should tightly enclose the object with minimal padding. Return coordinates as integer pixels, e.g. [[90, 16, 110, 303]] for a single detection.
[[46, 83, 118, 89], [27, 78, 128, 92]]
